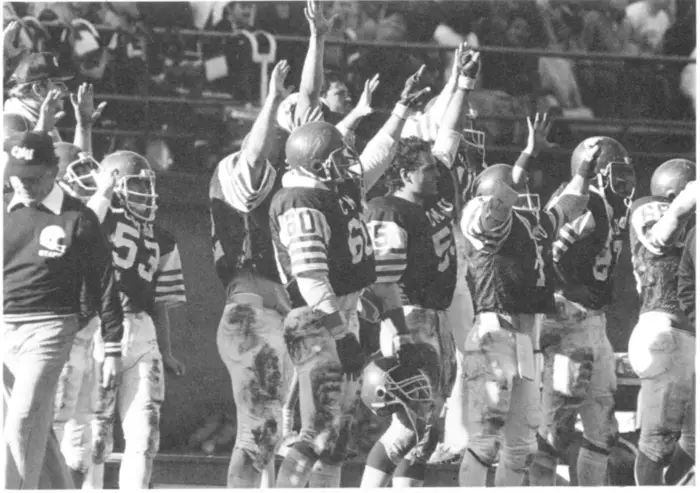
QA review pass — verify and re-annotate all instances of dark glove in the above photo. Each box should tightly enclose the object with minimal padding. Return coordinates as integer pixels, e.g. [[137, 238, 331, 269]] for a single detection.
[[393, 335, 423, 368], [335, 333, 365, 378], [399, 64, 432, 109]]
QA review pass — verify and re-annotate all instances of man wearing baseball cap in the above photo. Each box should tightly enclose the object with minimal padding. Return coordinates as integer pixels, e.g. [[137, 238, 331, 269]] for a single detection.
[[3, 131, 123, 489], [4, 52, 74, 142]]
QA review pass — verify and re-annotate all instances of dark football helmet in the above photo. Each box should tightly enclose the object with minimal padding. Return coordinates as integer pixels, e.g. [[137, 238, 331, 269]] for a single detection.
[[285, 121, 362, 185], [361, 356, 433, 438], [473, 163, 540, 212], [650, 158, 696, 199], [100, 151, 158, 222], [54, 142, 101, 201], [571, 136, 635, 201], [3, 113, 32, 138]]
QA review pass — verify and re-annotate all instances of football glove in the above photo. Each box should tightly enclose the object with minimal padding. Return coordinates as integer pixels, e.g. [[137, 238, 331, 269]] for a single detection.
[[393, 334, 424, 368], [335, 333, 365, 378]]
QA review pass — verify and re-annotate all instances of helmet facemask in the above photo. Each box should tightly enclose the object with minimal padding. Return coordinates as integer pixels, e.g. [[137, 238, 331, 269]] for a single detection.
[[370, 365, 433, 438], [513, 178, 541, 213], [462, 126, 487, 171], [60, 153, 102, 201], [116, 169, 158, 222], [598, 159, 636, 204]]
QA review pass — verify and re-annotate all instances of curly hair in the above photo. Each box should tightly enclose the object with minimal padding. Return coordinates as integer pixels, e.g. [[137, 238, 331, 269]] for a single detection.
[[383, 136, 433, 193]]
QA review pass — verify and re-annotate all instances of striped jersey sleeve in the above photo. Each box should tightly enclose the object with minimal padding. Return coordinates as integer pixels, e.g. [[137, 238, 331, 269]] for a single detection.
[[278, 207, 332, 279], [154, 237, 187, 307], [461, 196, 513, 252], [551, 210, 596, 262], [216, 151, 277, 213], [366, 219, 409, 284]]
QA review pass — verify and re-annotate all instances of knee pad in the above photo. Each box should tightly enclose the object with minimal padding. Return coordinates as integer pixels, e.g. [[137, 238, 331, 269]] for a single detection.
[[638, 430, 681, 464]]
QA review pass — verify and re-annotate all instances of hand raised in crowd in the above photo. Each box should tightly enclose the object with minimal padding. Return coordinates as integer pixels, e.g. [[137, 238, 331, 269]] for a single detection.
[[34, 89, 66, 133], [70, 83, 108, 128], [269, 59, 292, 99], [3, 20, 25, 61], [525, 112, 557, 157], [304, 0, 337, 37], [351, 73, 380, 118], [399, 64, 432, 109]]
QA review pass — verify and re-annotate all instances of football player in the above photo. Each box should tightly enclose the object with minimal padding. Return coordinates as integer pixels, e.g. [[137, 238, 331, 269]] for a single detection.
[[459, 116, 598, 487], [627, 159, 696, 485], [210, 59, 294, 489], [359, 47, 479, 488], [85, 151, 188, 489], [531, 137, 637, 486]]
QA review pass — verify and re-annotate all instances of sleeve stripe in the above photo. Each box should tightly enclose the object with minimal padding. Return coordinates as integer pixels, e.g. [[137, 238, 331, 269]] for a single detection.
[[292, 264, 329, 276], [157, 279, 185, 287], [294, 233, 325, 243], [377, 259, 407, 267], [159, 269, 181, 276], [290, 246, 326, 255], [289, 240, 326, 250], [376, 252, 407, 261], [155, 290, 187, 298], [156, 286, 186, 295], [376, 273, 403, 283]]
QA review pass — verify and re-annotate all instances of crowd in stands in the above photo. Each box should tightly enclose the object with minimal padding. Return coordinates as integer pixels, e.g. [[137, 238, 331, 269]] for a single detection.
[[3, 0, 696, 173]]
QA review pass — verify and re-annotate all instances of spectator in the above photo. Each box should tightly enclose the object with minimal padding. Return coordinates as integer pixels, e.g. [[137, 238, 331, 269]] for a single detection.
[[4, 52, 73, 142], [624, 0, 671, 55]]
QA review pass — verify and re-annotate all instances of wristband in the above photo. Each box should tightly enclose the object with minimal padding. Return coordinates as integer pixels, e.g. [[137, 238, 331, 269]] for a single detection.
[[392, 103, 410, 120], [457, 75, 476, 91]]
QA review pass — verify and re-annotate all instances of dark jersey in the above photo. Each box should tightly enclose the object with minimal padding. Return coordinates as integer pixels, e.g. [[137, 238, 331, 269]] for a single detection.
[[270, 178, 376, 303], [463, 196, 562, 315], [103, 208, 187, 315], [209, 153, 281, 288], [629, 196, 694, 327], [550, 188, 627, 310]]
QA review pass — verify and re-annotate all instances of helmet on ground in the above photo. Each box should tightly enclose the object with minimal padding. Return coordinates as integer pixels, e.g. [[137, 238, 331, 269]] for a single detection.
[[650, 158, 696, 199], [361, 356, 433, 438], [54, 142, 101, 201], [100, 150, 157, 222], [285, 121, 361, 184], [473, 163, 540, 212], [571, 136, 635, 200]]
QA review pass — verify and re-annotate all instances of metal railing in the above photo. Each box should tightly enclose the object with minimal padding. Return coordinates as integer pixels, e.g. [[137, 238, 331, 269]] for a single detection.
[[9, 19, 697, 163]]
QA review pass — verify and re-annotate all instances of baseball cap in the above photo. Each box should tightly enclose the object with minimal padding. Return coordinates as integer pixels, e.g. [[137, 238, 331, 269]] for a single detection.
[[2, 131, 57, 178], [9, 52, 74, 85]]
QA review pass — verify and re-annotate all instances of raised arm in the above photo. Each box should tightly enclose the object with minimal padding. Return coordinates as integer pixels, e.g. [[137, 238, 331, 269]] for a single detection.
[[648, 181, 697, 249], [512, 112, 556, 188], [70, 83, 107, 154], [355, 65, 433, 191], [296, 0, 336, 119], [242, 60, 291, 187], [336, 73, 379, 138]]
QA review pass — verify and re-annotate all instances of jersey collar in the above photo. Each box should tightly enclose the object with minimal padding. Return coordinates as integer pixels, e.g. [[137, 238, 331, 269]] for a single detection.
[[282, 169, 331, 191], [7, 183, 64, 214]]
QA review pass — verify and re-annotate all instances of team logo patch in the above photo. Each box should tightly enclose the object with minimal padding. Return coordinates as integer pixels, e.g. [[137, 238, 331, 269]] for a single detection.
[[38, 225, 67, 258]]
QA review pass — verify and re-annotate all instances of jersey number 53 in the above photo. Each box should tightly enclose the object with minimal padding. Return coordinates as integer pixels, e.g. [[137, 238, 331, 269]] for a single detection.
[[112, 222, 159, 283]]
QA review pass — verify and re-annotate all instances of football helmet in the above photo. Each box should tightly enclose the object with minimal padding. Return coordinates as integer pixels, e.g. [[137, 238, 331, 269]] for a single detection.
[[473, 163, 540, 212], [54, 142, 101, 201], [361, 356, 433, 438], [650, 158, 696, 198], [100, 150, 158, 222], [285, 121, 362, 184], [571, 136, 635, 200]]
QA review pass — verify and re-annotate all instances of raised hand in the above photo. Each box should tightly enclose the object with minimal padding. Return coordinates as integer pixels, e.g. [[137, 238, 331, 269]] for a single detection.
[[399, 65, 432, 109], [526, 112, 557, 157], [459, 48, 481, 80], [576, 139, 602, 178], [70, 83, 108, 128], [35, 89, 66, 133], [304, 0, 337, 37], [353, 73, 380, 117], [3, 20, 25, 61], [269, 59, 291, 99]]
